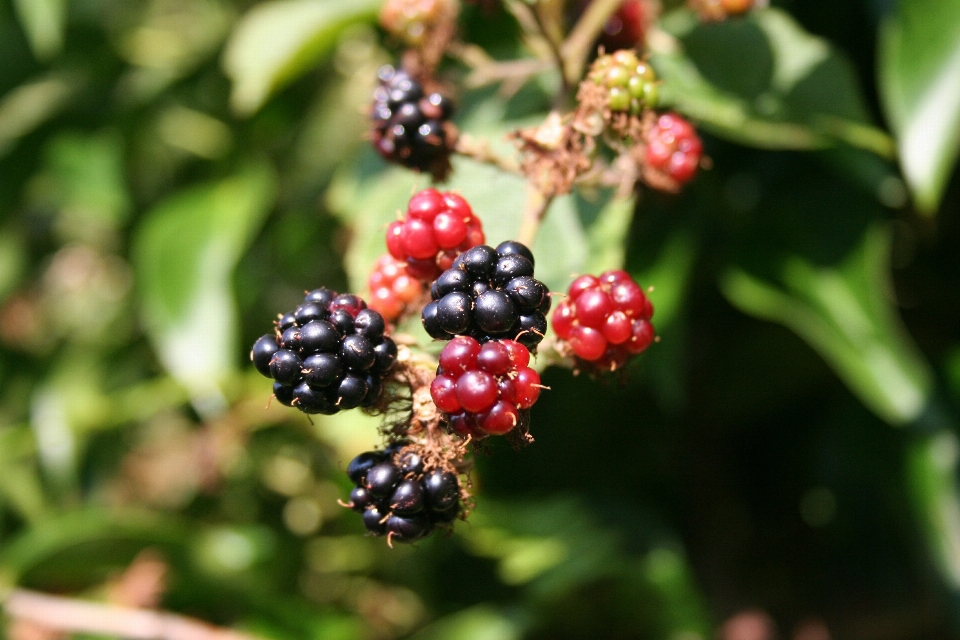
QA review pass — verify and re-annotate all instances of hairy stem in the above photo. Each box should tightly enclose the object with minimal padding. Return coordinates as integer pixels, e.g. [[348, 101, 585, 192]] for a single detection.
[[517, 187, 553, 247]]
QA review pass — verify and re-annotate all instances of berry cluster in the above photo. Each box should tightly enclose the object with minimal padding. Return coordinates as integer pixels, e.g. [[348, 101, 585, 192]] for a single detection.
[[371, 66, 454, 174], [367, 255, 424, 323], [431, 337, 541, 438], [552, 270, 655, 371], [251, 289, 398, 414], [345, 443, 462, 543], [387, 188, 485, 281], [588, 50, 658, 116], [422, 242, 550, 349], [644, 112, 702, 185], [691, 0, 761, 21]]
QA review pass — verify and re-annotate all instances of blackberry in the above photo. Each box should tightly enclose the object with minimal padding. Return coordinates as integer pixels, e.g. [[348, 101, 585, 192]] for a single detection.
[[343, 444, 464, 544], [371, 66, 455, 176], [386, 188, 485, 282], [250, 288, 397, 415], [552, 270, 655, 372], [422, 242, 549, 348], [431, 336, 542, 438]]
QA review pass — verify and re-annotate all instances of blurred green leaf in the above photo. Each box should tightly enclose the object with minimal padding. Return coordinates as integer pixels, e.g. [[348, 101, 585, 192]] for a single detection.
[[907, 430, 960, 588], [0, 426, 46, 524], [652, 8, 893, 156], [0, 230, 26, 304], [133, 164, 277, 410], [410, 605, 521, 640], [584, 194, 634, 274], [721, 223, 933, 425], [878, 0, 960, 214], [11, 0, 64, 60], [0, 72, 79, 157], [223, 0, 380, 117]]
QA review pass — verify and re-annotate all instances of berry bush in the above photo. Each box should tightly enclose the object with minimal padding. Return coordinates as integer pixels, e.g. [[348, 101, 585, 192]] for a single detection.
[[0, 0, 959, 638]]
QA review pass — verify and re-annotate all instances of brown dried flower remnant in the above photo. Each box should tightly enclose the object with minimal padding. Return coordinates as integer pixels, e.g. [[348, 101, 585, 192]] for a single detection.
[[512, 112, 594, 197]]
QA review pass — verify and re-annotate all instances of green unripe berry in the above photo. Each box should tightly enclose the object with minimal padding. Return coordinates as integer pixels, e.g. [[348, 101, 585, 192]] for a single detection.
[[608, 87, 631, 111]]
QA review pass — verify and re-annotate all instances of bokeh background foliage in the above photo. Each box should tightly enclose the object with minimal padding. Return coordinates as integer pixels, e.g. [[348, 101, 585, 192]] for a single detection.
[[0, 0, 959, 638]]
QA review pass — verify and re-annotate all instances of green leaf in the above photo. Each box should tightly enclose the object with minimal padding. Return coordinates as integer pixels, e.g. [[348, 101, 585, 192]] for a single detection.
[[907, 430, 960, 588], [0, 72, 79, 158], [132, 164, 277, 410], [584, 195, 635, 274], [721, 223, 933, 425], [222, 0, 380, 116], [878, 0, 960, 214], [652, 8, 893, 156], [11, 0, 65, 61]]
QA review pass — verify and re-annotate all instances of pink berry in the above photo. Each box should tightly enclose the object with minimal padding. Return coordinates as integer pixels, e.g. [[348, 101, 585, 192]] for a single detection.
[[574, 289, 614, 328], [514, 367, 541, 409], [477, 341, 512, 375], [439, 336, 480, 374], [433, 211, 468, 249], [477, 401, 520, 435], [645, 112, 702, 185]]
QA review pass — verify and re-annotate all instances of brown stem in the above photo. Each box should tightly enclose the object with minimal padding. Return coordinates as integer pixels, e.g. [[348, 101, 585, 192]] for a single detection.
[[3, 588, 263, 640], [517, 187, 553, 247], [454, 135, 522, 175], [560, 0, 624, 85]]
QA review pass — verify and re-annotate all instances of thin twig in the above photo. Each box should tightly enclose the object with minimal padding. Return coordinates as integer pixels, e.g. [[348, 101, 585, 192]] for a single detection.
[[454, 135, 522, 175], [560, 0, 624, 85], [3, 588, 264, 640], [525, 3, 570, 98], [517, 187, 553, 247]]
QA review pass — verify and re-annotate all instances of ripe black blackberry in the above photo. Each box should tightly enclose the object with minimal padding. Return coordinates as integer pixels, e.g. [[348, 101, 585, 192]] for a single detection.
[[371, 65, 454, 177], [250, 288, 398, 415], [421, 241, 550, 349], [343, 444, 463, 544]]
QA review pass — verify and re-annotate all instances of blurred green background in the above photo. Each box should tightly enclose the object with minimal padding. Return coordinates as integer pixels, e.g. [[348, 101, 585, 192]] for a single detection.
[[0, 0, 959, 638]]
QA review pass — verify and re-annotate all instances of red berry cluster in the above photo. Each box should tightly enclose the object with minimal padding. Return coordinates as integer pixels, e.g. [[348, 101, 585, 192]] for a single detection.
[[598, 0, 651, 51], [644, 112, 703, 185], [430, 337, 541, 438], [387, 188, 485, 281], [367, 255, 425, 322], [552, 270, 655, 371]]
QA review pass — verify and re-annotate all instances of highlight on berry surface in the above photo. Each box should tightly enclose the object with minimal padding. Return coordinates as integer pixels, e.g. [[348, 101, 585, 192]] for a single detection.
[[552, 270, 655, 372], [251, 288, 398, 415]]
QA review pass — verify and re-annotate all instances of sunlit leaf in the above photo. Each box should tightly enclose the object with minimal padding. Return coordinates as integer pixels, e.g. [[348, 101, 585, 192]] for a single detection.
[[0, 72, 79, 157], [223, 0, 381, 116], [132, 164, 277, 412], [11, 0, 64, 61], [878, 0, 960, 214], [721, 223, 933, 425], [652, 8, 893, 157], [907, 430, 960, 588]]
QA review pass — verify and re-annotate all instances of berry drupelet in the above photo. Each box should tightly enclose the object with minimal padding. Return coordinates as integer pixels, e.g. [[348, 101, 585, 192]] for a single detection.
[[386, 188, 485, 282], [643, 112, 702, 185], [588, 49, 658, 116], [431, 336, 542, 438], [344, 443, 463, 544], [367, 255, 425, 323], [371, 66, 455, 176], [422, 241, 550, 349], [250, 288, 398, 415], [552, 269, 655, 371]]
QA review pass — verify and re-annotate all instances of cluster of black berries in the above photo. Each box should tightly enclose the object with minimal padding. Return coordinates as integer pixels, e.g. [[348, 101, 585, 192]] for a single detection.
[[422, 241, 550, 349], [345, 443, 462, 543], [250, 288, 398, 414], [371, 65, 454, 173]]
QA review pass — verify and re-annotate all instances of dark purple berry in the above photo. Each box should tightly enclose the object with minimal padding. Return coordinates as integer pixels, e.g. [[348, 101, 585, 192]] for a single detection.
[[329, 309, 355, 335], [373, 339, 398, 373], [302, 353, 342, 388], [269, 349, 302, 386], [365, 462, 401, 497], [273, 381, 295, 406], [299, 320, 340, 353], [340, 334, 377, 372], [278, 313, 296, 331], [280, 326, 301, 351], [363, 505, 388, 535], [354, 309, 386, 339], [349, 486, 373, 512], [336, 374, 369, 409], [495, 241, 535, 266], [424, 469, 460, 511], [505, 276, 546, 310], [294, 302, 325, 326], [461, 245, 497, 279], [431, 504, 460, 524], [251, 334, 279, 377], [385, 514, 430, 542], [398, 450, 424, 475], [437, 292, 473, 334], [492, 254, 533, 286], [435, 268, 471, 298], [292, 382, 330, 414], [422, 301, 453, 340], [390, 479, 425, 515], [304, 287, 335, 306], [474, 290, 517, 334], [347, 451, 386, 484]]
